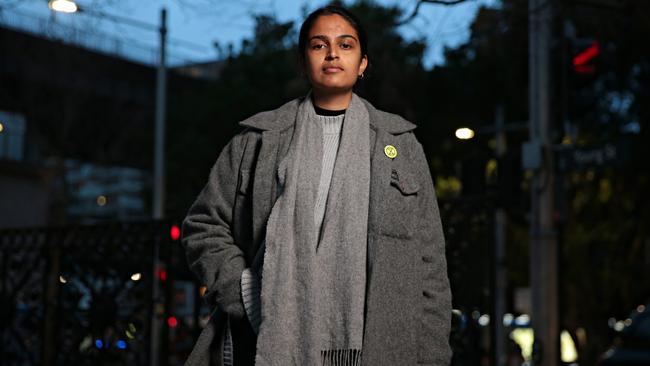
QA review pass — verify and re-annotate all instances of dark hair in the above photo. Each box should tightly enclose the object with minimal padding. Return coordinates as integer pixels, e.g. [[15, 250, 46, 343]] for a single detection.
[[298, 5, 369, 66]]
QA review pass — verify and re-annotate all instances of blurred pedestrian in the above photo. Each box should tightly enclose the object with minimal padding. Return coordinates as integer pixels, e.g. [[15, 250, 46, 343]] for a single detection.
[[181, 4, 451, 366]]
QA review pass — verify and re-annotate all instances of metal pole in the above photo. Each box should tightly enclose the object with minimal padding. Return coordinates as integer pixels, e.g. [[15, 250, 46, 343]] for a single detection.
[[150, 8, 166, 366], [494, 105, 507, 366], [153, 8, 167, 220], [528, 0, 559, 365]]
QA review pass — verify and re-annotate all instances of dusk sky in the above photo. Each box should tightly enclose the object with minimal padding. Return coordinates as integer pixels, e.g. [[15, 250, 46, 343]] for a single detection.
[[2, 0, 498, 67]]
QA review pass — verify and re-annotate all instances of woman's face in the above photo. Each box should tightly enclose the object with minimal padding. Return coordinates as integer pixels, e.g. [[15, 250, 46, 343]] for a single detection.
[[304, 14, 368, 95]]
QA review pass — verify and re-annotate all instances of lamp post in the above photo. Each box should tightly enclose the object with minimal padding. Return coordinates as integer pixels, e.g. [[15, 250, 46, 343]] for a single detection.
[[49, 3, 167, 365], [454, 110, 508, 366], [153, 9, 167, 221], [455, 110, 528, 366], [151, 10, 167, 366]]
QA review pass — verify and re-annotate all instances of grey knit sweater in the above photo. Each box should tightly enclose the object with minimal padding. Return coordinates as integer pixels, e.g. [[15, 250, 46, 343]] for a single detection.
[[240, 111, 344, 339]]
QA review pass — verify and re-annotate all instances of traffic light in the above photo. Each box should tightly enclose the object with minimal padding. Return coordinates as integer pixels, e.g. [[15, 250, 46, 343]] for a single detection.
[[170, 225, 181, 241], [572, 40, 599, 74], [570, 38, 600, 88], [567, 37, 603, 125]]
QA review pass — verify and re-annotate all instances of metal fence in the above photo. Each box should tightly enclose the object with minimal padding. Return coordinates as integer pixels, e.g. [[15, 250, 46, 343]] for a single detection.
[[0, 220, 197, 366]]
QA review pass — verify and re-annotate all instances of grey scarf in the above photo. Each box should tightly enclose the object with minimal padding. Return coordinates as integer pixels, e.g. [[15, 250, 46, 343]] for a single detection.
[[254, 93, 370, 366]]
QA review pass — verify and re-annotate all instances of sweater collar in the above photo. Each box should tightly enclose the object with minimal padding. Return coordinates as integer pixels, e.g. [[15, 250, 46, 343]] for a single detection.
[[239, 94, 417, 134]]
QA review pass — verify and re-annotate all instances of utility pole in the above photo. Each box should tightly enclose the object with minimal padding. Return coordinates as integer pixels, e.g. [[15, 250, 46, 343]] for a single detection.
[[528, 0, 559, 365], [150, 8, 167, 366], [153, 8, 167, 220]]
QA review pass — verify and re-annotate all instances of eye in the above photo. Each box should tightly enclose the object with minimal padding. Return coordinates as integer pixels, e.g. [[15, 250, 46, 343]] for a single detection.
[[340, 43, 353, 50], [311, 43, 326, 50]]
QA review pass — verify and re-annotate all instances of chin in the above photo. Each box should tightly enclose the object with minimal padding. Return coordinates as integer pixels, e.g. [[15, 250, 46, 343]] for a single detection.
[[313, 82, 355, 93]]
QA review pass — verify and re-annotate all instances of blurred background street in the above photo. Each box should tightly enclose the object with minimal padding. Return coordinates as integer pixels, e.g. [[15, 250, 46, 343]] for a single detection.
[[1, 0, 649, 365]]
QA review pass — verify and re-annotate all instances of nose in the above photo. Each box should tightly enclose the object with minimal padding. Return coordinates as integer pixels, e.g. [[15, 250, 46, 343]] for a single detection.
[[325, 47, 339, 60]]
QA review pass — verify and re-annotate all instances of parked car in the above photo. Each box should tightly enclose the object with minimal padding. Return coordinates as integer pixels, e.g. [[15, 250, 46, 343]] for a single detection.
[[600, 304, 650, 365]]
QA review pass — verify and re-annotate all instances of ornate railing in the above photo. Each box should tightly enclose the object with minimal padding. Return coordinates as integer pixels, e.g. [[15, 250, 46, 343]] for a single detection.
[[0, 220, 195, 366]]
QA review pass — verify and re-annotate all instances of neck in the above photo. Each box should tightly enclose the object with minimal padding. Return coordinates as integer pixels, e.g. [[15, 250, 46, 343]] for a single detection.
[[311, 89, 353, 110]]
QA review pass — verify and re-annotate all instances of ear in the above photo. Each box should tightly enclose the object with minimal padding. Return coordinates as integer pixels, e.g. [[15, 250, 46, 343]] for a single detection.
[[358, 55, 368, 76]]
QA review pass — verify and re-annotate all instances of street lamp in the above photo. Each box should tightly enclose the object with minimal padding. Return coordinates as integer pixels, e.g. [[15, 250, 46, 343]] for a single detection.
[[455, 127, 476, 140], [48, 0, 78, 13]]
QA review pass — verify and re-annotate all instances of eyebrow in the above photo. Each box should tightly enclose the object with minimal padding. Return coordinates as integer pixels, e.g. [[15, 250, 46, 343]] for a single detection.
[[309, 34, 358, 42]]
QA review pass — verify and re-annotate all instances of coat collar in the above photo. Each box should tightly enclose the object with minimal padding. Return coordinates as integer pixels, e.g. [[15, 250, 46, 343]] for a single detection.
[[239, 94, 417, 134]]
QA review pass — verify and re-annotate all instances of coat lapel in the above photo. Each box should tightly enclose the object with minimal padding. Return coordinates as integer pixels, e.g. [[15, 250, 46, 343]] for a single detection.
[[252, 130, 280, 248]]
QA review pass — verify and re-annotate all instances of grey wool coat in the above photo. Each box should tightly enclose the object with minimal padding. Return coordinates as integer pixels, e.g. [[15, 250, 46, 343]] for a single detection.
[[181, 95, 452, 366]]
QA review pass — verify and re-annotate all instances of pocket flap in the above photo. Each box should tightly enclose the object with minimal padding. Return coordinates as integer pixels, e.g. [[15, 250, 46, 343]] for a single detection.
[[390, 168, 420, 195]]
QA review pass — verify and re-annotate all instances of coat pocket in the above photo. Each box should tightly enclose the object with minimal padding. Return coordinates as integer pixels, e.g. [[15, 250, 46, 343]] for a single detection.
[[390, 168, 420, 195], [378, 168, 420, 239]]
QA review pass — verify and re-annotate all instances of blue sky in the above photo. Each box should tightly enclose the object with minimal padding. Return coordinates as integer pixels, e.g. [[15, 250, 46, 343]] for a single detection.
[[2, 0, 499, 68]]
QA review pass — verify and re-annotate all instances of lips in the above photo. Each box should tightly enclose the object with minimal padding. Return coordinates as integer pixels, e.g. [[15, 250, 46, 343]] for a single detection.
[[323, 66, 343, 73]]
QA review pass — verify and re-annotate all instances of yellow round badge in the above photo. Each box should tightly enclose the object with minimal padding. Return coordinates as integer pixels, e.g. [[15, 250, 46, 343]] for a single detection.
[[384, 145, 397, 159]]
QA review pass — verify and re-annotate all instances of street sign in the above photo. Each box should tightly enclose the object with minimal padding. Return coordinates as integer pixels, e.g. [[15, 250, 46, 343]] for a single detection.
[[556, 141, 629, 172]]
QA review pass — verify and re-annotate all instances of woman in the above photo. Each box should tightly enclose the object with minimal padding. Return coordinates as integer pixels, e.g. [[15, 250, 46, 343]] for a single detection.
[[181, 5, 451, 366]]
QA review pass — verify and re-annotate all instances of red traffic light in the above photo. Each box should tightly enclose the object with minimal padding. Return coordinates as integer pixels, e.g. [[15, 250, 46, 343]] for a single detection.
[[167, 316, 178, 328], [573, 41, 599, 74], [170, 225, 181, 241]]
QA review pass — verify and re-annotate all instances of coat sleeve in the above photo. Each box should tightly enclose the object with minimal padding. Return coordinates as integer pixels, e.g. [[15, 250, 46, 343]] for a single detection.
[[181, 134, 248, 319], [413, 140, 453, 365]]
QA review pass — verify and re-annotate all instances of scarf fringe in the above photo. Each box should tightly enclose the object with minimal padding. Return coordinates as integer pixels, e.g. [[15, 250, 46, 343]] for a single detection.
[[320, 349, 363, 366]]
